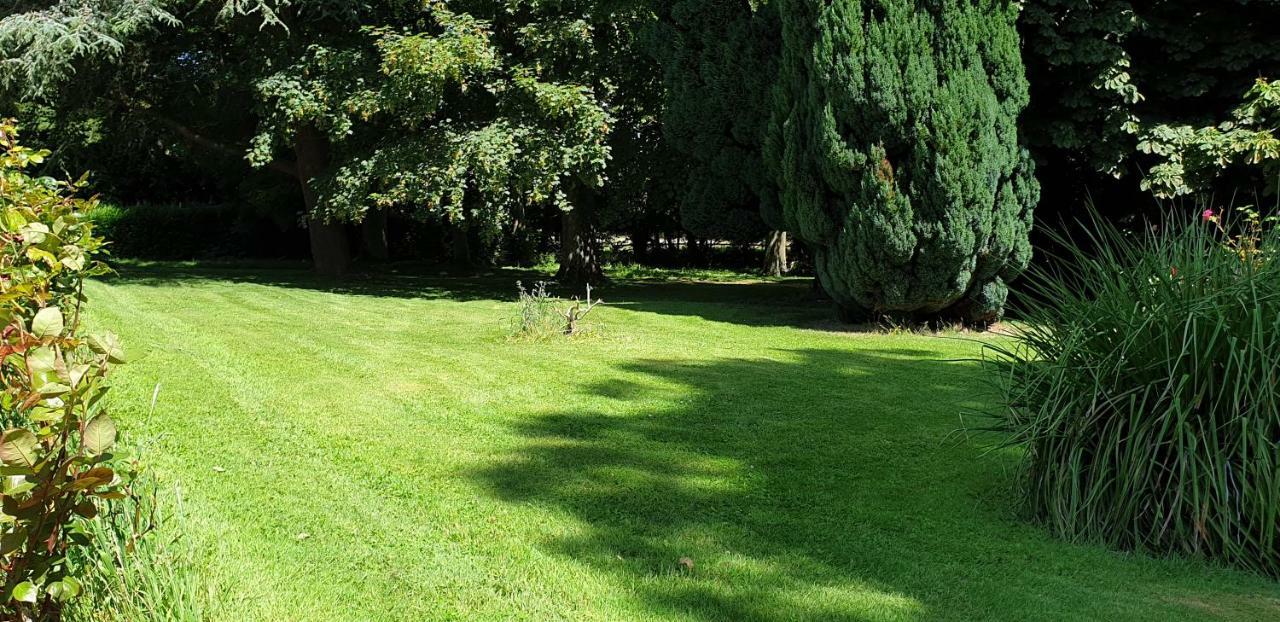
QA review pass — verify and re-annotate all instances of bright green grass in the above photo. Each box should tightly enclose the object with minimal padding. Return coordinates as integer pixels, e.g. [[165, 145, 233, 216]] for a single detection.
[[82, 264, 1280, 621]]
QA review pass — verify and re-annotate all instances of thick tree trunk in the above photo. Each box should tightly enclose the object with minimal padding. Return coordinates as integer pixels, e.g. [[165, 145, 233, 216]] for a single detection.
[[630, 228, 651, 263], [810, 276, 831, 301], [295, 125, 350, 278], [448, 219, 473, 271], [505, 203, 538, 266], [362, 208, 389, 261], [307, 222, 350, 278], [762, 230, 789, 276], [686, 236, 708, 265], [556, 186, 603, 287]]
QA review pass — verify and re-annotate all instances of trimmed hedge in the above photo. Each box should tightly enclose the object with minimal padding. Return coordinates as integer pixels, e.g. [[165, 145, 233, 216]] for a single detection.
[[89, 203, 307, 260]]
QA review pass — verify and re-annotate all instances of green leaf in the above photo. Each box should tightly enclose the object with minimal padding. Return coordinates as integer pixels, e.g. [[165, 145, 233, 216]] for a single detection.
[[3, 209, 27, 231], [3, 475, 33, 496], [60, 253, 85, 271], [37, 382, 71, 397], [0, 530, 25, 555], [11, 580, 37, 603], [26, 346, 58, 381], [69, 363, 90, 388], [30, 306, 62, 338], [63, 576, 81, 598], [25, 246, 57, 267], [0, 430, 38, 469], [86, 332, 126, 364], [20, 222, 49, 244], [46, 577, 81, 601], [82, 414, 116, 456]]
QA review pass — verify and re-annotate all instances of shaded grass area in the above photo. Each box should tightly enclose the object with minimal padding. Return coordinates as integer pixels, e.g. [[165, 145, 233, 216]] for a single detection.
[[82, 263, 1280, 621]]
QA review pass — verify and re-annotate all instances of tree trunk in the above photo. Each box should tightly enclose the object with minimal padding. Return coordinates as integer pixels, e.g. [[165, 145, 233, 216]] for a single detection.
[[448, 219, 473, 271], [362, 208, 390, 261], [307, 222, 350, 277], [505, 203, 537, 266], [810, 277, 831, 301], [686, 236, 707, 265], [295, 125, 350, 278], [556, 186, 603, 287], [762, 230, 789, 276], [630, 228, 651, 263]]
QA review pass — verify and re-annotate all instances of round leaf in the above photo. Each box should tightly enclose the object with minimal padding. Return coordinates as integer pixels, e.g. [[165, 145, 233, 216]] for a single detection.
[[82, 414, 117, 456], [11, 580, 36, 604], [26, 346, 64, 394], [74, 500, 97, 519], [31, 306, 63, 338], [0, 430, 38, 469]]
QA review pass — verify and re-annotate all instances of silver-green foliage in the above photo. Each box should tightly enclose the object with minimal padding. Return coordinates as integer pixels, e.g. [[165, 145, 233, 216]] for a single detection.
[[0, 0, 177, 99], [985, 209, 1280, 577], [511, 281, 565, 340], [510, 281, 603, 339]]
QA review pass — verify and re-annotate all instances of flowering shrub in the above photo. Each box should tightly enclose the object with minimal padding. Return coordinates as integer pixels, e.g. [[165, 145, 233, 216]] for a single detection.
[[984, 207, 1280, 576], [1202, 206, 1277, 265], [0, 120, 135, 618]]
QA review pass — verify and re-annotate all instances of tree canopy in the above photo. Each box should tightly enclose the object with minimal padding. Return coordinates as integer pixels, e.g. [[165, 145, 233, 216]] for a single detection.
[[1, 0, 1275, 321], [768, 0, 1037, 323]]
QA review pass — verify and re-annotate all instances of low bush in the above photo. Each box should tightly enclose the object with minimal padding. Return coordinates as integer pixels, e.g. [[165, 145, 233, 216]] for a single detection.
[[984, 207, 1280, 576], [88, 202, 278, 260], [510, 281, 604, 339], [0, 120, 140, 617]]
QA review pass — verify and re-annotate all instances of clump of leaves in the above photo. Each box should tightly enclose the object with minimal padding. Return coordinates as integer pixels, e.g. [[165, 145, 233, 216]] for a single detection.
[[510, 281, 604, 339], [1140, 78, 1280, 197], [983, 207, 1280, 577], [0, 119, 136, 619]]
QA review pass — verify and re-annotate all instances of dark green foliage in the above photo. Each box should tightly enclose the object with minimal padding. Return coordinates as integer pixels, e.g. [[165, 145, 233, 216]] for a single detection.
[[90, 204, 268, 260], [985, 210, 1280, 577], [768, 0, 1037, 323], [648, 0, 779, 241], [248, 4, 612, 225], [1018, 0, 1139, 176], [1, 1, 620, 277], [1021, 0, 1280, 183]]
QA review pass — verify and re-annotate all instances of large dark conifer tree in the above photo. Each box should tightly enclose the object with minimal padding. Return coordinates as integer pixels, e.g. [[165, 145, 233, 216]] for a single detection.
[[768, 0, 1038, 323]]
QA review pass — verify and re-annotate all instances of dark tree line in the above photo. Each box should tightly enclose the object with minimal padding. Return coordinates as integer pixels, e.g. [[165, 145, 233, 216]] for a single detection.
[[1, 0, 1276, 321]]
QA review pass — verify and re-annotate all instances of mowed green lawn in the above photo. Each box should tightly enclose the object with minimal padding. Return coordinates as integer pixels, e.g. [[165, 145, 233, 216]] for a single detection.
[[83, 264, 1280, 621]]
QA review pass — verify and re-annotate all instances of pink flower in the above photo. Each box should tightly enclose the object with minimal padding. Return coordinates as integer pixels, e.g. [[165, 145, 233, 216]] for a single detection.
[[1202, 209, 1216, 222]]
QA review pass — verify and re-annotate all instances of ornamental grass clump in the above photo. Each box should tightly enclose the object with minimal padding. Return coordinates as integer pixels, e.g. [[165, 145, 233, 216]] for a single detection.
[[985, 207, 1280, 577], [0, 120, 137, 619], [511, 281, 604, 339]]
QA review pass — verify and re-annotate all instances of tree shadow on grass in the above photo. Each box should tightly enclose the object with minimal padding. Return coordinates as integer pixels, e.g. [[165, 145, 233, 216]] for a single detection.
[[471, 348, 1275, 621], [101, 262, 842, 329], [602, 278, 834, 329], [100, 261, 536, 303]]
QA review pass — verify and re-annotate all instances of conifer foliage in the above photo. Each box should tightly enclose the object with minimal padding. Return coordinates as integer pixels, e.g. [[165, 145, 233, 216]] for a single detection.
[[768, 0, 1038, 323], [648, 0, 780, 243]]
